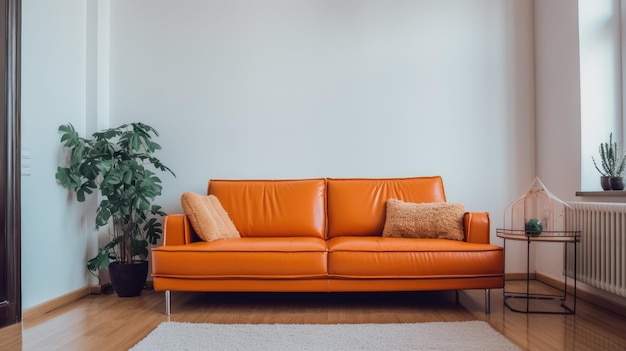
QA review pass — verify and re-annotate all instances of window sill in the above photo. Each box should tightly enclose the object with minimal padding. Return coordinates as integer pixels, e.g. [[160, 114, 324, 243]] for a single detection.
[[576, 191, 626, 197]]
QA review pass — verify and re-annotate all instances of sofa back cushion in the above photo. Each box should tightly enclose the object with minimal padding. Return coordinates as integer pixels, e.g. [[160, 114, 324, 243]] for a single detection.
[[208, 178, 327, 239], [327, 176, 447, 238]]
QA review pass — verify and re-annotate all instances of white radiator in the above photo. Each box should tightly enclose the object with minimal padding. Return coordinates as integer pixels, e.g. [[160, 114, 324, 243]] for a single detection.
[[567, 202, 626, 298]]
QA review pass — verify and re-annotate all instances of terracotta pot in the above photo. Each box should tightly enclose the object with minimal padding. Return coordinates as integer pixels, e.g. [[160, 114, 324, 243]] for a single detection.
[[610, 176, 625, 191], [601, 176, 611, 190]]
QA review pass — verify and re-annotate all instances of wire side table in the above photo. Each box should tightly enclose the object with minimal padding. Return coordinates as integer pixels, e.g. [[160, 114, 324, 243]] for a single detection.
[[496, 228, 581, 314]]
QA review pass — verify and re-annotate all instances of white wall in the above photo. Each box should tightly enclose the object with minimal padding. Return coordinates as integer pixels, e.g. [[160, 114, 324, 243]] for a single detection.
[[535, 1, 581, 198], [534, 0, 581, 300], [535, 0, 626, 308], [109, 0, 535, 261], [21, 0, 94, 309], [21, 0, 537, 309]]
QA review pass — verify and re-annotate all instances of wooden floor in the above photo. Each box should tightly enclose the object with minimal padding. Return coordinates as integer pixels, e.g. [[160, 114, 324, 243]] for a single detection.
[[1, 281, 625, 350]]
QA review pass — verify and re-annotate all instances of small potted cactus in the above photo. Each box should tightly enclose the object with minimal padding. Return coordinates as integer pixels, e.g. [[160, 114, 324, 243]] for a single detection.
[[592, 133, 626, 190]]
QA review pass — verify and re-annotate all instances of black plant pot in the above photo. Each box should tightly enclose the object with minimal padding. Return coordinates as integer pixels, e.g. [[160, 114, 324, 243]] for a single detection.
[[601, 176, 612, 191], [610, 176, 625, 191], [109, 261, 148, 297]]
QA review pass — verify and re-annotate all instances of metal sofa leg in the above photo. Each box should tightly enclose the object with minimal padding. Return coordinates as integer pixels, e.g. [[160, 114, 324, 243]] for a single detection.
[[165, 290, 171, 315], [485, 289, 491, 314]]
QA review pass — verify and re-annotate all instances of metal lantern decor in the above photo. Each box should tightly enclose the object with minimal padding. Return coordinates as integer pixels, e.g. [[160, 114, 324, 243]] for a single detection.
[[504, 177, 572, 236]]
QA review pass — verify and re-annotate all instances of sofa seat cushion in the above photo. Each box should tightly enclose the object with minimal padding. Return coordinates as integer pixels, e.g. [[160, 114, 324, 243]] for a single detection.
[[327, 237, 503, 279], [152, 237, 328, 279]]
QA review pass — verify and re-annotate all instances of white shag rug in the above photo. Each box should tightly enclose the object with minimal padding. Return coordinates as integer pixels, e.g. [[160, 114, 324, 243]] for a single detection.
[[130, 321, 519, 351]]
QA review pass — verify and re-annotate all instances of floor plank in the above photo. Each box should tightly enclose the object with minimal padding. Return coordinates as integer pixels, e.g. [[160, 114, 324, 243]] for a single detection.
[[1, 282, 625, 350]]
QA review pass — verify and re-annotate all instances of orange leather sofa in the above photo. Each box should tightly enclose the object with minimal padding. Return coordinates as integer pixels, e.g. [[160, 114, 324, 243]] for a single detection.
[[152, 177, 504, 315]]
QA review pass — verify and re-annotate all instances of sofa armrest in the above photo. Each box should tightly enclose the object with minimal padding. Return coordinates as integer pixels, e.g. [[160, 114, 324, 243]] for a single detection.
[[463, 212, 490, 244], [162, 214, 195, 246]]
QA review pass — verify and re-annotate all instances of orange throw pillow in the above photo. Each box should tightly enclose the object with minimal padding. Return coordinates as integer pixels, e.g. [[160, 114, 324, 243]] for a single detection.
[[181, 192, 240, 242], [382, 199, 465, 241]]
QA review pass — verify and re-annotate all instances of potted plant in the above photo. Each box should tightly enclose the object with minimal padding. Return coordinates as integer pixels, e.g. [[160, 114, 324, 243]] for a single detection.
[[592, 133, 626, 190], [55, 122, 175, 296], [524, 218, 543, 237]]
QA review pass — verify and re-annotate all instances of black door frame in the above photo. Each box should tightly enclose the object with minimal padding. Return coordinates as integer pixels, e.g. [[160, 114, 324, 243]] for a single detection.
[[0, 0, 21, 329]]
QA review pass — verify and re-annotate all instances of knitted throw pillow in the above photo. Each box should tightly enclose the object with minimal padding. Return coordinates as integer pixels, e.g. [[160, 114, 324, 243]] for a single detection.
[[181, 192, 240, 242], [382, 199, 465, 241]]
